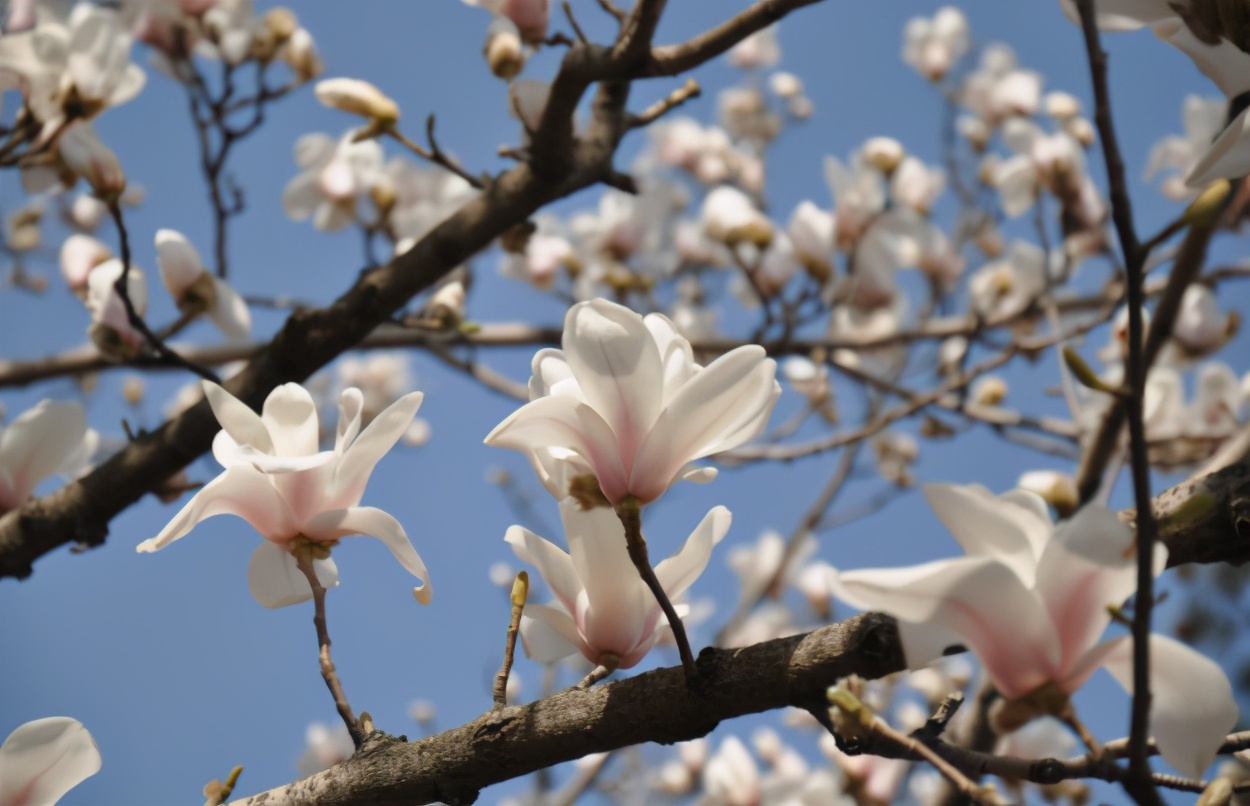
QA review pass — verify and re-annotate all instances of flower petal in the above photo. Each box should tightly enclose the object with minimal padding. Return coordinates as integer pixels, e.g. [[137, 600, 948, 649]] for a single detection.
[[505, 523, 582, 616], [1098, 634, 1238, 779], [1186, 106, 1250, 188], [212, 430, 336, 474], [261, 383, 321, 458], [247, 540, 340, 609], [137, 465, 298, 551], [208, 276, 253, 343], [561, 299, 664, 459], [304, 506, 429, 603], [328, 391, 422, 507], [0, 717, 101, 806], [923, 484, 1051, 580], [631, 346, 778, 501], [519, 604, 586, 664], [203, 381, 273, 454], [0, 400, 89, 506], [655, 505, 730, 600], [830, 557, 1060, 698]]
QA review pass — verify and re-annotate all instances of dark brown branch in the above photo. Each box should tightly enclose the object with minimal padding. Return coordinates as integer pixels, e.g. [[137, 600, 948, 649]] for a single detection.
[[230, 613, 904, 806]]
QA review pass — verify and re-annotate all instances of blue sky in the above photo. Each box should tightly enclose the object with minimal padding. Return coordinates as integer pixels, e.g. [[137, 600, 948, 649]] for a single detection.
[[1, 2, 1246, 804]]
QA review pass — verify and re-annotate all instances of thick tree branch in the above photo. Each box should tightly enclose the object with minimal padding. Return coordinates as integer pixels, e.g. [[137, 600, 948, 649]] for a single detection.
[[230, 613, 905, 806]]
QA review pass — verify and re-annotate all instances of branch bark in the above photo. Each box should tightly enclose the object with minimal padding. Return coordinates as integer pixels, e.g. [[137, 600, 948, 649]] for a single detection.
[[230, 613, 905, 806]]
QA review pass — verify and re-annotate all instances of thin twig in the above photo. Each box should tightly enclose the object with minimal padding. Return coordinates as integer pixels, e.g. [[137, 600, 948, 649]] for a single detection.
[[294, 547, 364, 749], [493, 572, 529, 709], [1073, 3, 1160, 803], [388, 123, 485, 190], [615, 499, 697, 680], [627, 78, 701, 128]]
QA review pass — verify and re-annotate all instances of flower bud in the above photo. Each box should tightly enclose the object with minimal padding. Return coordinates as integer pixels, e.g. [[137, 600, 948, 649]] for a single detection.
[[264, 7, 298, 42], [59, 122, 126, 200], [314, 77, 400, 125], [283, 28, 323, 83], [972, 375, 1008, 406], [861, 137, 904, 173], [123, 375, 146, 406], [485, 17, 524, 80]]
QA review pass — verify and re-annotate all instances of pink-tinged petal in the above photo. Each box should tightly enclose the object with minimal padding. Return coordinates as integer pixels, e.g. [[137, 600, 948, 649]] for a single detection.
[[561, 502, 653, 660], [505, 524, 582, 616], [923, 484, 1051, 580], [0, 717, 101, 806], [293, 133, 335, 169], [0, 400, 89, 505], [830, 557, 1059, 699], [897, 620, 966, 669], [631, 347, 778, 501], [304, 507, 429, 603], [486, 395, 627, 502], [208, 276, 252, 343], [261, 383, 321, 458], [247, 541, 340, 609], [136, 465, 298, 551], [520, 604, 587, 664], [328, 391, 422, 508], [1186, 106, 1250, 188], [203, 381, 272, 454], [1097, 634, 1238, 779], [313, 201, 355, 232], [655, 506, 729, 599], [562, 299, 664, 459]]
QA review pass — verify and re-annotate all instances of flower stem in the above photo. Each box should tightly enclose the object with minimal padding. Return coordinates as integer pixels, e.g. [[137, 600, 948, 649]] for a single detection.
[[615, 499, 698, 681], [294, 549, 364, 749]]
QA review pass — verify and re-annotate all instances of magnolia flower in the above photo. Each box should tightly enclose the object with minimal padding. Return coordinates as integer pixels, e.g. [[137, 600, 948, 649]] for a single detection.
[[138, 382, 430, 608], [1145, 95, 1227, 199], [296, 722, 353, 777], [829, 483, 1237, 778], [901, 6, 969, 81], [59, 234, 111, 297], [701, 186, 772, 247], [58, 123, 126, 199], [0, 400, 97, 513], [155, 229, 251, 342], [282, 132, 382, 231], [0, 717, 101, 806], [507, 498, 729, 669], [85, 258, 148, 359], [727, 25, 780, 70], [485, 299, 780, 505], [787, 201, 835, 280], [959, 44, 1042, 125], [968, 240, 1047, 321]]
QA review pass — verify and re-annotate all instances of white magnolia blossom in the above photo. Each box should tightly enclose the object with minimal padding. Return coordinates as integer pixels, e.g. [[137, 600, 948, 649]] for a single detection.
[[787, 200, 835, 280], [485, 299, 780, 505], [727, 25, 780, 70], [968, 240, 1047, 321], [59, 233, 112, 297], [155, 229, 252, 342], [0, 2, 145, 133], [645, 117, 762, 190], [296, 722, 353, 777], [336, 352, 416, 422], [699, 734, 848, 806], [1145, 95, 1227, 199], [85, 257, 148, 359], [498, 214, 577, 289], [198, 0, 261, 64], [462, 0, 549, 45], [889, 156, 945, 214], [0, 717, 101, 806], [1168, 283, 1235, 357], [901, 6, 970, 81], [992, 117, 1089, 218], [829, 483, 1238, 778], [701, 186, 773, 247], [138, 382, 430, 608], [58, 122, 126, 198], [727, 529, 816, 615], [282, 132, 383, 232], [507, 498, 728, 670], [377, 156, 475, 251], [0, 400, 98, 513]]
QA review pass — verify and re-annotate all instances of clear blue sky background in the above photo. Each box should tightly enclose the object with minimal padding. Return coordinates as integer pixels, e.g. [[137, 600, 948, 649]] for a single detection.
[[1, 2, 1245, 804]]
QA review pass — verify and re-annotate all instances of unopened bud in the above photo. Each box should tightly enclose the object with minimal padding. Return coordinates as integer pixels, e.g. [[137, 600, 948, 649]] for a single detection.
[[264, 7, 298, 41], [314, 78, 400, 125], [861, 137, 904, 173], [485, 19, 525, 80], [283, 28, 323, 83], [123, 375, 145, 406], [972, 376, 1008, 406]]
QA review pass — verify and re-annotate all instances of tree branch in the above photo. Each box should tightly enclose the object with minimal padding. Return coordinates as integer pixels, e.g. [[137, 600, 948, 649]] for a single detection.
[[230, 613, 905, 806]]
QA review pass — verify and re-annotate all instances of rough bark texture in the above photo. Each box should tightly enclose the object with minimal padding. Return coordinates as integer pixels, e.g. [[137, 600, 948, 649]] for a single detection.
[[231, 613, 905, 806]]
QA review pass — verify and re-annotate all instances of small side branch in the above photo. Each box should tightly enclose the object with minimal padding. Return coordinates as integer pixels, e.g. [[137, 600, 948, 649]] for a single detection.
[[294, 546, 364, 749], [628, 78, 701, 129], [493, 572, 529, 709]]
